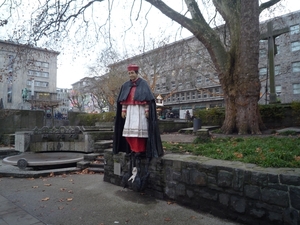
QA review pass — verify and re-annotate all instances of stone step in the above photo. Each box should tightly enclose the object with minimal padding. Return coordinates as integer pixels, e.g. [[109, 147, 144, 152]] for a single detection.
[[83, 153, 103, 161], [94, 140, 113, 151], [88, 167, 104, 173], [75, 160, 90, 169], [89, 162, 104, 168]]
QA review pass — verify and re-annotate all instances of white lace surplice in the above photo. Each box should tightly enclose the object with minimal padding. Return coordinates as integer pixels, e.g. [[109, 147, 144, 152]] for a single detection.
[[122, 105, 148, 138]]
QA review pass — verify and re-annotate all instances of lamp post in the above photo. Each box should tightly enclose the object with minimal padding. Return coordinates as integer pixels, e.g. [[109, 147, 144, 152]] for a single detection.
[[30, 77, 35, 110]]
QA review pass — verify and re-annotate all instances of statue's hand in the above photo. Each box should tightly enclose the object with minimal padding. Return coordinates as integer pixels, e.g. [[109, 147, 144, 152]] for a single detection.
[[121, 112, 126, 119], [128, 167, 137, 183]]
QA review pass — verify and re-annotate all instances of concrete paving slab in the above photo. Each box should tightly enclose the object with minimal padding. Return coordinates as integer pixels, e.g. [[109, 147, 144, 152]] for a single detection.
[[0, 174, 242, 225]]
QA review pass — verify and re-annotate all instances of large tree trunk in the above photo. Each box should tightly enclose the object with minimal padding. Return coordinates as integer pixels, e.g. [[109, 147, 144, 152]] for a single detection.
[[220, 0, 266, 134]]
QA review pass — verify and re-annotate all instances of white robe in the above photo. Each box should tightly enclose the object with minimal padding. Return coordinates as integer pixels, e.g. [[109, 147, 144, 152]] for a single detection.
[[122, 105, 148, 138]]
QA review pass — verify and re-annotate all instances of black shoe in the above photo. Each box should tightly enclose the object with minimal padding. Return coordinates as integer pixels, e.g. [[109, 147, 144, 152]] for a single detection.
[[135, 152, 146, 158]]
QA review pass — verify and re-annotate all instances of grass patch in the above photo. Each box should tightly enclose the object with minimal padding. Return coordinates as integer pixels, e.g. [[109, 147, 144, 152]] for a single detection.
[[162, 136, 300, 168]]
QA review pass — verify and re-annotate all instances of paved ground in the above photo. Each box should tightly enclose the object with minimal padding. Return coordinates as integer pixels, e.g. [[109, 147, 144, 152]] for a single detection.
[[0, 174, 242, 225]]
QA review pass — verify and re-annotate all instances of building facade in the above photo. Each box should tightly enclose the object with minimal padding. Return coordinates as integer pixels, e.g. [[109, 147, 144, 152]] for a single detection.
[[0, 40, 60, 110], [106, 11, 300, 116], [56, 88, 71, 118], [259, 11, 300, 104]]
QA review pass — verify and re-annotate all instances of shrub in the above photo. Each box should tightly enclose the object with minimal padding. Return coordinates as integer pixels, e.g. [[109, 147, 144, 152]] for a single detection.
[[291, 101, 300, 125], [77, 112, 115, 126]]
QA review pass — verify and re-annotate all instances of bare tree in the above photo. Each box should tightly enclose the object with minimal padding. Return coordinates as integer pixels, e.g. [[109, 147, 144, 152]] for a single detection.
[[10, 0, 286, 134], [68, 90, 87, 112]]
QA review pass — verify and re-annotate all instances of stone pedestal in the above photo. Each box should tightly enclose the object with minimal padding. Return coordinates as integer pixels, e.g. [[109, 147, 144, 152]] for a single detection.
[[15, 131, 32, 152]]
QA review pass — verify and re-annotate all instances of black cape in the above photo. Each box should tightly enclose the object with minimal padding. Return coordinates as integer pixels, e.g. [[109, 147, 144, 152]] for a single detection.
[[113, 78, 164, 158]]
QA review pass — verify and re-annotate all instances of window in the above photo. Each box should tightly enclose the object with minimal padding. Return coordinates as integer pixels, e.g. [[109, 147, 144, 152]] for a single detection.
[[27, 80, 48, 87], [178, 82, 182, 89], [196, 76, 202, 84], [8, 55, 14, 72], [205, 76, 210, 83], [275, 45, 280, 55], [275, 85, 281, 97], [181, 93, 185, 101], [209, 88, 214, 97], [292, 62, 300, 73], [203, 90, 207, 98], [259, 67, 267, 77], [28, 60, 49, 68], [192, 92, 195, 99], [197, 91, 202, 99], [7, 75, 13, 103], [275, 65, 281, 76], [214, 74, 219, 83], [215, 87, 220, 96], [171, 81, 176, 88], [291, 41, 300, 52], [293, 83, 300, 94], [28, 70, 49, 78], [259, 49, 267, 58], [290, 24, 300, 35], [156, 84, 160, 91]]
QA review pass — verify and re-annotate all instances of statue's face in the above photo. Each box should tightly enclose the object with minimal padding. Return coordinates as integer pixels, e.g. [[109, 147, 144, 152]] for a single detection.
[[128, 70, 138, 81]]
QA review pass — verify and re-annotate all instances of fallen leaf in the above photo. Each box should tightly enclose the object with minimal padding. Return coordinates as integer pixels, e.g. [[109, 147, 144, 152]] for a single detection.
[[167, 201, 175, 205], [295, 156, 300, 161], [68, 190, 73, 194], [164, 218, 171, 222], [44, 183, 51, 186], [58, 206, 64, 210], [27, 178, 35, 180], [60, 188, 66, 191], [233, 152, 243, 158], [49, 172, 54, 177], [32, 186, 39, 189], [41, 197, 50, 201], [66, 198, 73, 201]]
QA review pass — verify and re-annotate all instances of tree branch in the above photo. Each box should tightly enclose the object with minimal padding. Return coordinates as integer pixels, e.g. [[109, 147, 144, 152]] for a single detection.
[[259, 0, 281, 14]]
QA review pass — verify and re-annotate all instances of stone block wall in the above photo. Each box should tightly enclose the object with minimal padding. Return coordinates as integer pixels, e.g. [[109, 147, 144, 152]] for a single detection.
[[104, 150, 300, 225]]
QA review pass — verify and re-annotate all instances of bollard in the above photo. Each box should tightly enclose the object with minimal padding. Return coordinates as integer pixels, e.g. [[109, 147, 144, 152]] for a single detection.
[[193, 118, 201, 132]]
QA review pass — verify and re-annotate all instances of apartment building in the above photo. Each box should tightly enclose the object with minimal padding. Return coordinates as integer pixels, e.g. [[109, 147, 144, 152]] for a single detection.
[[0, 40, 60, 110]]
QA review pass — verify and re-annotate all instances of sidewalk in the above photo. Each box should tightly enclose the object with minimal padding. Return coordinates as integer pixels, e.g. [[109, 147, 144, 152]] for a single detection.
[[0, 174, 242, 225]]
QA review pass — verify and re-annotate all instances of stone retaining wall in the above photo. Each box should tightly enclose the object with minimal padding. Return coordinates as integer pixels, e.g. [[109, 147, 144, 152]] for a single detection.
[[104, 150, 300, 225]]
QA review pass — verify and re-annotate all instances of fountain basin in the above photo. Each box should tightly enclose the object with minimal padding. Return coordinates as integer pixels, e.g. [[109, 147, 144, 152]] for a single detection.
[[3, 152, 84, 169]]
